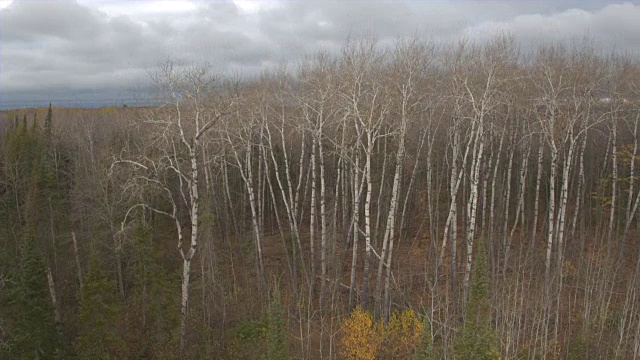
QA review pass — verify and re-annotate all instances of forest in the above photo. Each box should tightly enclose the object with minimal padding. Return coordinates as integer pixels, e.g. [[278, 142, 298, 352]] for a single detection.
[[1, 37, 640, 359]]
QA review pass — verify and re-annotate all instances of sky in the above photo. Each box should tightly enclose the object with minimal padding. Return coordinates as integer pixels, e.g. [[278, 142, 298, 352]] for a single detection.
[[1, 0, 640, 108]]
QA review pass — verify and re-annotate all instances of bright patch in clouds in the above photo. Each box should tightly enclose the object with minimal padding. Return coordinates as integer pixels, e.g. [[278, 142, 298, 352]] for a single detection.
[[0, 0, 13, 10], [82, 0, 198, 16], [233, 0, 281, 14]]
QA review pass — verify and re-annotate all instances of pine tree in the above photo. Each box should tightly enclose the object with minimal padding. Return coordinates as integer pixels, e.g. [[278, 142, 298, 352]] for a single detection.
[[413, 316, 436, 360], [454, 237, 500, 360], [75, 256, 124, 359], [31, 113, 39, 132], [1, 229, 59, 359], [127, 219, 179, 357], [39, 105, 56, 194], [44, 103, 52, 143], [266, 285, 288, 360]]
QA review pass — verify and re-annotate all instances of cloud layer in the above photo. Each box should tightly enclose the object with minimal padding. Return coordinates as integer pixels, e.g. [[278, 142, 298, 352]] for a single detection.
[[1, 0, 639, 107]]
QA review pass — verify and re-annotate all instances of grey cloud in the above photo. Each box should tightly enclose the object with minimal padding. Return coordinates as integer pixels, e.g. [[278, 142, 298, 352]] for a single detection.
[[1, 0, 639, 108], [463, 2, 640, 52], [1, 0, 104, 42]]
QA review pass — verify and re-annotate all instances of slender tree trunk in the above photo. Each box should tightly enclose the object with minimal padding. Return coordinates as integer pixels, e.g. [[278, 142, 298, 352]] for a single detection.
[[624, 116, 639, 241], [571, 132, 588, 239], [502, 136, 515, 249], [319, 128, 328, 309], [463, 122, 484, 302], [362, 131, 374, 309], [179, 147, 200, 355], [71, 231, 84, 289], [348, 154, 365, 310], [531, 137, 544, 263], [545, 149, 558, 303], [375, 137, 388, 246], [46, 267, 61, 324], [309, 138, 318, 299], [608, 121, 618, 243], [375, 116, 406, 317], [489, 131, 505, 275]]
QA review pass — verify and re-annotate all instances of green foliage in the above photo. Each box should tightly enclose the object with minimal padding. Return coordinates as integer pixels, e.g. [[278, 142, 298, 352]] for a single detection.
[[0, 230, 59, 359], [266, 286, 288, 360], [75, 258, 124, 359], [125, 220, 179, 358], [454, 238, 500, 360], [226, 320, 267, 359], [223, 287, 289, 360], [44, 103, 53, 140], [566, 330, 595, 360], [31, 113, 39, 132], [413, 316, 436, 360], [0, 104, 72, 359]]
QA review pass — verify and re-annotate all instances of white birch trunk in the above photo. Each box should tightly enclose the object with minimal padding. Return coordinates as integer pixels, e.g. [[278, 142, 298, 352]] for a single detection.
[[624, 116, 639, 240], [309, 137, 318, 298], [375, 116, 406, 315], [502, 137, 515, 249], [319, 128, 328, 308], [463, 123, 485, 300], [608, 121, 618, 242], [570, 132, 588, 238], [531, 137, 545, 258], [362, 131, 374, 308], [545, 149, 558, 298]]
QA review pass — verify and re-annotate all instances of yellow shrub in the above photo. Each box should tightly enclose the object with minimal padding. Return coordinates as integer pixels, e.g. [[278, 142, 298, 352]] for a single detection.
[[383, 308, 424, 359], [339, 307, 383, 360]]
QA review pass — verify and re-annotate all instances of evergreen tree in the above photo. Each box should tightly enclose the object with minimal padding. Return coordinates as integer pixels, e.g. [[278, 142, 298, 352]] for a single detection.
[[414, 316, 436, 360], [31, 113, 39, 132], [75, 256, 124, 359], [126, 219, 179, 358], [266, 285, 288, 360], [454, 238, 500, 360], [44, 103, 52, 142], [38, 105, 56, 195], [1, 229, 59, 359]]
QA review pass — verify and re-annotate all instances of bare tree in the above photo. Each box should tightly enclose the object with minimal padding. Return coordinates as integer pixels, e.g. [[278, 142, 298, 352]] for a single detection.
[[113, 61, 233, 355]]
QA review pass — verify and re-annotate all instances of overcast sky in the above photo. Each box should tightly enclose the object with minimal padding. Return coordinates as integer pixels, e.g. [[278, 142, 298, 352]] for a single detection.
[[1, 0, 640, 108]]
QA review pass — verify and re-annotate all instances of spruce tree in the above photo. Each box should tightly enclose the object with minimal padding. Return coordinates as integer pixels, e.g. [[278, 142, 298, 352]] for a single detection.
[[75, 256, 124, 359], [1, 229, 59, 359], [44, 103, 52, 143], [454, 238, 500, 360], [127, 219, 179, 357], [266, 285, 288, 360], [31, 113, 39, 132], [414, 316, 436, 360]]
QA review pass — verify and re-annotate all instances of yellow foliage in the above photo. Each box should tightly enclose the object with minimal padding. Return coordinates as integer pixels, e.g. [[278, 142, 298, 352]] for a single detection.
[[339, 307, 424, 360], [339, 307, 383, 360], [383, 308, 424, 359]]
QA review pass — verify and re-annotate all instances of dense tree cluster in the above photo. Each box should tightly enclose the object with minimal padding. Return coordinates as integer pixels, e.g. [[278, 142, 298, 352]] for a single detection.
[[2, 37, 640, 359]]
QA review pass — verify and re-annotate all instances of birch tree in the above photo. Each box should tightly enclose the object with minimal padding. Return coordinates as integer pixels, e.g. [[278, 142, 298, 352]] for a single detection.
[[113, 61, 233, 355]]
